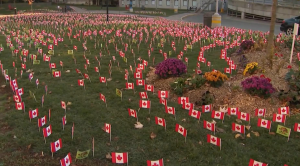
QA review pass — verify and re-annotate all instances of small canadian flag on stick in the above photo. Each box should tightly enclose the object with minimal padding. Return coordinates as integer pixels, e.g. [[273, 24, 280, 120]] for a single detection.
[[128, 108, 138, 122], [111, 152, 128, 165], [155, 116, 166, 131], [175, 124, 187, 142], [248, 159, 268, 166], [104, 123, 111, 142], [203, 120, 215, 135], [207, 134, 221, 150]]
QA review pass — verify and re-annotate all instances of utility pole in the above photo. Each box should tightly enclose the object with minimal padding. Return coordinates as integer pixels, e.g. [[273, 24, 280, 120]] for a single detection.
[[106, 0, 108, 21]]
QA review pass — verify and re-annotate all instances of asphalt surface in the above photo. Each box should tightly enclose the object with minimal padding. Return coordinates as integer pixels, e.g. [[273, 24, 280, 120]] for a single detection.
[[183, 13, 282, 34]]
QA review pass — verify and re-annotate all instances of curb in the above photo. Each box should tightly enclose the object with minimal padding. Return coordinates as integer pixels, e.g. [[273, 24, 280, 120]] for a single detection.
[[181, 13, 197, 20]]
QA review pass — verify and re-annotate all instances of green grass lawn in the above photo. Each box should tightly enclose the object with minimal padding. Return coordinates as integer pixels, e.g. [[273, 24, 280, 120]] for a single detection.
[[0, 14, 299, 166], [0, 3, 60, 15]]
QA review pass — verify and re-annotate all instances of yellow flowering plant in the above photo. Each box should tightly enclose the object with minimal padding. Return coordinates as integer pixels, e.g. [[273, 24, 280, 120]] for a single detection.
[[204, 71, 229, 87], [243, 62, 258, 75]]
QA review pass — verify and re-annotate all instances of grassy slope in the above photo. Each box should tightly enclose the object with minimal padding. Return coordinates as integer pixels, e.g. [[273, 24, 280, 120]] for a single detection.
[[0, 15, 299, 166]]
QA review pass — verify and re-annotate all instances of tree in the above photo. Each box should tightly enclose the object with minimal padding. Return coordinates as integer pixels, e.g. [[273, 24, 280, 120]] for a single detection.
[[266, 0, 278, 69]]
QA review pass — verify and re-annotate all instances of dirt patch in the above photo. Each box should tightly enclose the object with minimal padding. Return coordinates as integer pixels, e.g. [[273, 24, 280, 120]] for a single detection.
[[146, 49, 300, 118]]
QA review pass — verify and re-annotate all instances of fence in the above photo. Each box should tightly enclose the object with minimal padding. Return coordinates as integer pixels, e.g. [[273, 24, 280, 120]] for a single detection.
[[241, 0, 300, 7]]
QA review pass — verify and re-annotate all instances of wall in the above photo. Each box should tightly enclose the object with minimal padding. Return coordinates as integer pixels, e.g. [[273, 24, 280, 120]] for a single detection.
[[227, 0, 300, 19]]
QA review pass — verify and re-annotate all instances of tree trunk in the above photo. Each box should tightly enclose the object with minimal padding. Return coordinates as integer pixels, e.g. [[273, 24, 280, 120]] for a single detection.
[[266, 0, 278, 69]]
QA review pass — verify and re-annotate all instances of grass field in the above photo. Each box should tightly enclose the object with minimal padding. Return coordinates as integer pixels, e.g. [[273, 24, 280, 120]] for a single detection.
[[0, 13, 300, 166]]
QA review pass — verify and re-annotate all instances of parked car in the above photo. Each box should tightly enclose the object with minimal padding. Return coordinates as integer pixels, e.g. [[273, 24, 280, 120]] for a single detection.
[[280, 16, 300, 35]]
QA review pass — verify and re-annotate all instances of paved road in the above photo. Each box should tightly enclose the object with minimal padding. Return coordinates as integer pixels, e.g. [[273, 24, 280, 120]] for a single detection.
[[183, 13, 282, 34]]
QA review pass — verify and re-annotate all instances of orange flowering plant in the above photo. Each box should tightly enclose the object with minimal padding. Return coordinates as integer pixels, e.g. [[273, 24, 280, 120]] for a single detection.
[[204, 70, 229, 87]]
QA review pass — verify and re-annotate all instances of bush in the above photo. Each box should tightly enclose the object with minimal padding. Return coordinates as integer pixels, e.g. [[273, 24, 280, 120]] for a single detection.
[[204, 71, 228, 87], [241, 76, 276, 98], [280, 68, 300, 108], [155, 58, 187, 78], [170, 75, 206, 96], [243, 62, 258, 75], [236, 40, 255, 55], [195, 90, 215, 106]]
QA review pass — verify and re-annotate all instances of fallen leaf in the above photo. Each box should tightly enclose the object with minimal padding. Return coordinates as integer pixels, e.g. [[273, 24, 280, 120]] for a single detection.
[[65, 70, 70, 73], [13, 135, 17, 139], [216, 127, 225, 133], [245, 125, 251, 130], [41, 151, 44, 156], [181, 118, 186, 122], [1, 85, 6, 88], [113, 137, 119, 141], [198, 141, 202, 145], [70, 84, 74, 87], [235, 134, 241, 139], [67, 102, 72, 106], [134, 122, 143, 129], [106, 142, 111, 146], [147, 117, 150, 122], [269, 132, 275, 135], [251, 131, 260, 137], [48, 91, 52, 94], [211, 120, 217, 124], [107, 78, 112, 81], [27, 144, 31, 150], [106, 153, 112, 159], [235, 119, 242, 124], [247, 133, 251, 137], [219, 106, 227, 113], [150, 132, 156, 139]]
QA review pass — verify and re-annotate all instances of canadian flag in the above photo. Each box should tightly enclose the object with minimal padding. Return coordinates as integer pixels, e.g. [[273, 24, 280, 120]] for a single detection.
[[134, 72, 142, 79], [142, 60, 148, 66], [227, 107, 239, 115], [61, 101, 66, 110], [237, 111, 250, 122], [211, 110, 225, 120], [189, 109, 201, 119], [15, 102, 24, 110], [139, 92, 148, 99], [48, 44, 53, 50], [138, 63, 145, 70], [17, 88, 24, 96], [248, 159, 268, 166], [50, 138, 62, 153], [62, 115, 67, 126], [257, 118, 272, 129], [21, 63, 26, 70], [83, 74, 90, 80], [43, 125, 52, 138], [14, 95, 21, 102], [60, 153, 72, 166], [178, 97, 189, 105], [126, 82, 134, 89], [224, 67, 231, 74], [43, 56, 50, 62], [159, 98, 167, 106], [99, 77, 106, 83], [294, 123, 300, 132], [29, 109, 38, 119], [278, 106, 290, 115], [165, 106, 175, 115], [202, 104, 212, 113], [36, 79, 39, 86], [175, 124, 187, 137], [53, 71, 61, 77], [139, 100, 151, 108], [135, 68, 142, 73], [78, 79, 84, 86], [147, 159, 164, 166], [273, 113, 286, 123], [100, 93, 106, 102], [60, 61, 63, 67], [232, 123, 245, 134], [74, 45, 77, 50], [104, 123, 111, 133], [124, 74, 128, 81], [158, 90, 169, 98], [155, 116, 166, 127], [50, 63, 56, 69], [38, 116, 47, 127], [255, 108, 266, 117], [136, 79, 145, 86], [76, 69, 81, 74], [94, 67, 99, 73], [203, 120, 215, 132], [128, 108, 137, 118], [111, 152, 128, 164], [145, 84, 154, 92], [207, 134, 221, 147], [182, 102, 193, 110]]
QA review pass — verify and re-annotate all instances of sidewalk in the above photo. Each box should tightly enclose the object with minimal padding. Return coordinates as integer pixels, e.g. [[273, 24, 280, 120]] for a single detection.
[[70, 6, 195, 21]]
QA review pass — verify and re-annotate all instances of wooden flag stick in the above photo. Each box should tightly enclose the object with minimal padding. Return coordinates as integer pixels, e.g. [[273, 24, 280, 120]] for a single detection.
[[92, 137, 95, 157], [52, 152, 53, 158], [185, 132, 187, 143], [109, 129, 111, 142], [44, 137, 46, 144]]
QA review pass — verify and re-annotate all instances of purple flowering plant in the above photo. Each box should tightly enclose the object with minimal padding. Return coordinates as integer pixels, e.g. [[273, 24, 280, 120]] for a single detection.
[[241, 76, 276, 98], [155, 58, 187, 78]]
